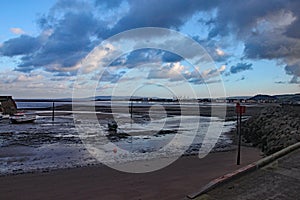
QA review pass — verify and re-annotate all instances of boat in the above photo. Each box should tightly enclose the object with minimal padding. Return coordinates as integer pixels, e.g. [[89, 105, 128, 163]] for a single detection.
[[9, 112, 36, 124], [0, 113, 9, 120]]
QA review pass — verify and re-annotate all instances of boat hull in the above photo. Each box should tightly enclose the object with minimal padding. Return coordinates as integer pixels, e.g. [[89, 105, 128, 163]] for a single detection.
[[10, 118, 36, 124], [9, 114, 36, 124]]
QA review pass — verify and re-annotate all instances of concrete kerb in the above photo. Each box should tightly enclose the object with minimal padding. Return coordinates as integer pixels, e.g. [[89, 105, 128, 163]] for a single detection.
[[256, 142, 300, 168], [186, 142, 300, 199]]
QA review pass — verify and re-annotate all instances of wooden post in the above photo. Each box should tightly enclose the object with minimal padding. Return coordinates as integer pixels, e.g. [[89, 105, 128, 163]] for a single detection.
[[236, 103, 246, 165], [52, 101, 55, 122]]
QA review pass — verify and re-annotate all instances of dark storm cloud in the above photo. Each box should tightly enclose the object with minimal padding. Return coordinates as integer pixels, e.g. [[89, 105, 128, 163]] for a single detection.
[[0, 35, 41, 56], [285, 18, 300, 39], [15, 11, 101, 73], [285, 64, 300, 84], [208, 0, 287, 38], [285, 64, 300, 77], [230, 63, 253, 74], [206, 0, 300, 80], [243, 32, 300, 82], [289, 76, 300, 84], [43, 12, 98, 54], [109, 0, 219, 35], [110, 49, 162, 68], [124, 49, 160, 68], [162, 52, 183, 63]]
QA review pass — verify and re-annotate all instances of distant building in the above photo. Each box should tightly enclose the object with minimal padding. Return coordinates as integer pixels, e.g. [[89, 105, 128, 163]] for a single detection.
[[0, 96, 17, 115]]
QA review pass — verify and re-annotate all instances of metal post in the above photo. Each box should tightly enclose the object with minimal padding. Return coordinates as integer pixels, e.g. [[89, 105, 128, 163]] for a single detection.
[[237, 112, 242, 165], [52, 101, 55, 122], [236, 112, 239, 140]]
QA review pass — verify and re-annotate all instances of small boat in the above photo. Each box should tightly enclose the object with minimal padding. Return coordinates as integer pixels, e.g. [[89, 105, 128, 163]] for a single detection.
[[0, 113, 9, 120], [10, 112, 36, 124]]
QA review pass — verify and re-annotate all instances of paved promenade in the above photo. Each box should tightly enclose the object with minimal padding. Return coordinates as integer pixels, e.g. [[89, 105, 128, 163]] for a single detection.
[[196, 148, 300, 200]]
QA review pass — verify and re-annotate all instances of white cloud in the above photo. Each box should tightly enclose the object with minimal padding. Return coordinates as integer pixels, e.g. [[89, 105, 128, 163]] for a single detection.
[[17, 74, 44, 82], [147, 62, 226, 84], [215, 48, 225, 56], [0, 70, 74, 98], [169, 62, 185, 74], [97, 83, 114, 91], [10, 27, 25, 35], [27, 82, 45, 88], [74, 43, 119, 74], [147, 62, 187, 81], [219, 65, 226, 72]]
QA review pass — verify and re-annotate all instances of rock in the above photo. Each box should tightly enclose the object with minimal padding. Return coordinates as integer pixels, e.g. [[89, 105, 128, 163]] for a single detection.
[[295, 134, 300, 141], [108, 120, 118, 131], [242, 105, 300, 155]]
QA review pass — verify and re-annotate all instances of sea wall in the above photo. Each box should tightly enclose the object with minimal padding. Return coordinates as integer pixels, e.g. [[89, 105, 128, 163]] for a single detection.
[[241, 105, 300, 155]]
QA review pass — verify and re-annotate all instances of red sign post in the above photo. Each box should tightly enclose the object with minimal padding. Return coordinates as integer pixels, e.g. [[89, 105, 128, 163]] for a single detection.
[[236, 103, 246, 165]]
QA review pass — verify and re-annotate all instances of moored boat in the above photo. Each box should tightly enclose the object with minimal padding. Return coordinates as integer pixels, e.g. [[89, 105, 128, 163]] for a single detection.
[[0, 113, 10, 120], [9, 113, 36, 124]]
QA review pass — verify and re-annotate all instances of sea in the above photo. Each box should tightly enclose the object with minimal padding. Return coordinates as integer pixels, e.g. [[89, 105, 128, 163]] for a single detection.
[[0, 101, 236, 175]]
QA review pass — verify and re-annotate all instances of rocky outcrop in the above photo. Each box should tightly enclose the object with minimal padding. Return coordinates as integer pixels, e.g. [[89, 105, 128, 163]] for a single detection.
[[241, 105, 300, 155], [0, 96, 17, 115]]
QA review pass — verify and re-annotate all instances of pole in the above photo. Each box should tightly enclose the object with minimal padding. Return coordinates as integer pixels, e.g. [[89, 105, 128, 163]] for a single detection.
[[130, 101, 133, 119], [236, 112, 239, 140], [237, 112, 242, 165], [52, 101, 55, 122]]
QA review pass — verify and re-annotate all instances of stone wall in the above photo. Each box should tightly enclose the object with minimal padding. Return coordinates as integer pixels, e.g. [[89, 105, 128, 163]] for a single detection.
[[241, 105, 300, 155]]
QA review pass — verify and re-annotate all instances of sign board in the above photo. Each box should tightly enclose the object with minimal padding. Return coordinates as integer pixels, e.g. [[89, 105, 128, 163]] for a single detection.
[[235, 103, 246, 114]]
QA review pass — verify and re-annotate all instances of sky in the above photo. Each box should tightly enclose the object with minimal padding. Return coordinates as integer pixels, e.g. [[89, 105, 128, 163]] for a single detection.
[[0, 0, 300, 99]]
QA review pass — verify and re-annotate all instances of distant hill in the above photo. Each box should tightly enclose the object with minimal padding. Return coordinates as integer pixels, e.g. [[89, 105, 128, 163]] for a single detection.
[[248, 93, 300, 103], [249, 94, 277, 101], [227, 96, 252, 100], [274, 93, 300, 102]]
